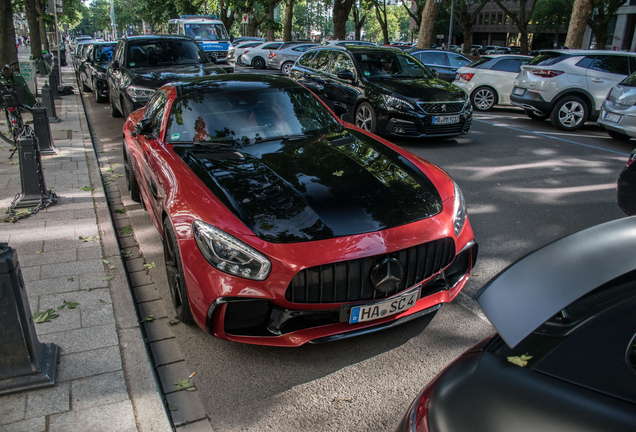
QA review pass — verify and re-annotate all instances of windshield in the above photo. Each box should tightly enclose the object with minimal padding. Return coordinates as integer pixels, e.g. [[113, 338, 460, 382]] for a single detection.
[[126, 40, 204, 68], [95, 45, 115, 62], [352, 51, 435, 79], [184, 23, 229, 41], [528, 52, 570, 66], [166, 86, 341, 145]]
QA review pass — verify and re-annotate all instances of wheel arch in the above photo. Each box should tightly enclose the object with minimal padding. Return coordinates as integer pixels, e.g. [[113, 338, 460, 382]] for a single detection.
[[550, 89, 597, 119]]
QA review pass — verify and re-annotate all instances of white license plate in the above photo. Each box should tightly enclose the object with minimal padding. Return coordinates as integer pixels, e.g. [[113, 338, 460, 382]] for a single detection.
[[432, 115, 460, 125], [513, 88, 526, 96], [349, 287, 420, 324], [604, 112, 622, 123]]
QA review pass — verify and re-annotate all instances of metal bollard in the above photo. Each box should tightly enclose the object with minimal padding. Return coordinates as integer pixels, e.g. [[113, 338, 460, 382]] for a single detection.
[[0, 243, 58, 396], [14, 130, 55, 209], [31, 103, 57, 155], [42, 83, 61, 123], [48, 71, 60, 100]]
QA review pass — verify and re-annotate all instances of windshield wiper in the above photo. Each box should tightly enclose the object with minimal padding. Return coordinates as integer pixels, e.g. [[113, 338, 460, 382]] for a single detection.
[[253, 134, 308, 144]]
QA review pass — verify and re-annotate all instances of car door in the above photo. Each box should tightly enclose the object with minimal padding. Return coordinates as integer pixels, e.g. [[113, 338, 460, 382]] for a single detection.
[[134, 91, 168, 229], [299, 50, 334, 105], [107, 41, 126, 107], [485, 58, 524, 105], [322, 51, 361, 121], [585, 55, 630, 111]]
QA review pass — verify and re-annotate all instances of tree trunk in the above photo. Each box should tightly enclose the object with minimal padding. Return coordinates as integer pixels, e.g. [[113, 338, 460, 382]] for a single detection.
[[595, 29, 608, 49], [283, 0, 295, 41], [565, 0, 594, 48], [24, 0, 42, 60], [219, 0, 235, 35], [0, 0, 18, 69], [462, 29, 472, 55], [416, 0, 440, 49], [34, 0, 49, 51], [333, 0, 355, 40], [266, 3, 276, 41], [519, 29, 529, 53]]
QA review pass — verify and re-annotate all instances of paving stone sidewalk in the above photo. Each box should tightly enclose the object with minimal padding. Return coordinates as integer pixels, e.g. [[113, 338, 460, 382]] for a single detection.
[[0, 46, 171, 432]]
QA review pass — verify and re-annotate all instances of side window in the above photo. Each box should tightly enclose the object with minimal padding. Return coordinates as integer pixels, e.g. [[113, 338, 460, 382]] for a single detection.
[[264, 43, 282, 50], [630, 57, 636, 74], [419, 51, 448, 66], [143, 92, 167, 135], [330, 52, 355, 76], [448, 54, 470, 68], [592, 55, 629, 75], [298, 50, 318, 67], [491, 59, 521, 73], [576, 56, 595, 69], [313, 50, 333, 72]]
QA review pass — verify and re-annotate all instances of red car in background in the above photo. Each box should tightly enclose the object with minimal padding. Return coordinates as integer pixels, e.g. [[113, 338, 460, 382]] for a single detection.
[[122, 74, 477, 346]]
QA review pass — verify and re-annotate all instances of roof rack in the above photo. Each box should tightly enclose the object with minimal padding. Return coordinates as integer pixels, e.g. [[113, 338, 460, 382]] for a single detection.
[[179, 15, 218, 20]]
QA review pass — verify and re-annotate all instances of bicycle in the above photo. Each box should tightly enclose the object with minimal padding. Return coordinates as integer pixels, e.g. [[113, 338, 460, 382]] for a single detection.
[[0, 61, 36, 145]]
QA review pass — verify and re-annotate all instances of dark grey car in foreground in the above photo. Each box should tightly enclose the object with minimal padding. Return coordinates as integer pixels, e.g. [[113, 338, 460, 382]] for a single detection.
[[397, 217, 636, 432]]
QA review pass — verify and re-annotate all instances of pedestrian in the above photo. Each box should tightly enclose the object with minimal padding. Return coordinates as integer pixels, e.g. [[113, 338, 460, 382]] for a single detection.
[[15, 36, 19, 51]]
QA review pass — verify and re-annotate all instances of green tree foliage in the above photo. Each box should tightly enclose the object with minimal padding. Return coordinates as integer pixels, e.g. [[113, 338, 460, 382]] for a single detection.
[[532, 0, 572, 34], [363, 4, 409, 43]]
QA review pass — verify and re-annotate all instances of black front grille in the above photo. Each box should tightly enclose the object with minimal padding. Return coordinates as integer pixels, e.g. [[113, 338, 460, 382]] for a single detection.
[[286, 237, 456, 304], [423, 118, 471, 136], [418, 102, 465, 114]]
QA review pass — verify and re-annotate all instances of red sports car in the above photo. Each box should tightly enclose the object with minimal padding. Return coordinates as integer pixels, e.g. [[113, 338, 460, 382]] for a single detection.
[[122, 74, 477, 346]]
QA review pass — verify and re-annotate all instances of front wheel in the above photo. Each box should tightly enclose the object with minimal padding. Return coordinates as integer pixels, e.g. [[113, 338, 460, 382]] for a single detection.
[[550, 96, 588, 131], [110, 93, 122, 118], [524, 109, 549, 121], [94, 79, 106, 103], [281, 61, 294, 76], [163, 219, 194, 324], [123, 143, 141, 202], [471, 87, 497, 111], [355, 102, 378, 134], [252, 57, 265, 69]]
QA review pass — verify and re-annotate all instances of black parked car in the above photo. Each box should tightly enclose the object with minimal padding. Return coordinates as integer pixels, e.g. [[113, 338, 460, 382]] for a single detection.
[[408, 49, 472, 82], [618, 148, 636, 215], [79, 42, 116, 103], [396, 217, 636, 432], [290, 46, 472, 139], [106, 35, 226, 119], [73, 41, 93, 75]]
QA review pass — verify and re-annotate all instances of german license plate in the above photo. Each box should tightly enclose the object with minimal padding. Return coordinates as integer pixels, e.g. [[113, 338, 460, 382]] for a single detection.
[[513, 87, 526, 96], [349, 287, 420, 324], [604, 112, 621, 123], [432, 115, 460, 125]]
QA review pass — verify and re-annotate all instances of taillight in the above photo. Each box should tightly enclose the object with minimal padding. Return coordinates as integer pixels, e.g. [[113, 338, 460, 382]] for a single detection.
[[244, 50, 249, 54], [531, 69, 564, 78], [409, 382, 433, 432], [459, 73, 474, 82], [8, 107, 15, 112], [268, 52, 276, 59]]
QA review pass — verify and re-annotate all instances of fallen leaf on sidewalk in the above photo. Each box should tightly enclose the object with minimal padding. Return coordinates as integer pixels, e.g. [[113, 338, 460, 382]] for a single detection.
[[103, 276, 114, 281], [140, 315, 154, 324], [102, 259, 110, 264], [175, 378, 196, 391], [144, 262, 156, 271], [80, 186, 94, 191], [114, 209, 126, 214], [33, 309, 59, 323], [168, 404, 178, 411], [119, 226, 133, 235]]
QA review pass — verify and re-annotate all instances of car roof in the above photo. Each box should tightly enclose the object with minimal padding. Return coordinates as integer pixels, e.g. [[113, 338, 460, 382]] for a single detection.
[[538, 49, 636, 56], [172, 73, 305, 98], [482, 54, 532, 59], [124, 34, 194, 43], [474, 217, 636, 348]]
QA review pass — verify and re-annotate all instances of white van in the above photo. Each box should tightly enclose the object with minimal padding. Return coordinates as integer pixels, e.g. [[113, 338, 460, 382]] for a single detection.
[[167, 15, 235, 73]]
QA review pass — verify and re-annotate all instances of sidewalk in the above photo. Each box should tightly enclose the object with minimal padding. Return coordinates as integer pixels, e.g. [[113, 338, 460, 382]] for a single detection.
[[0, 46, 172, 432]]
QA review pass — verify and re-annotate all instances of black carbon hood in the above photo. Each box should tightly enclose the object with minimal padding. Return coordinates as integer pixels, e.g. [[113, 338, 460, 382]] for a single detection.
[[175, 131, 443, 243]]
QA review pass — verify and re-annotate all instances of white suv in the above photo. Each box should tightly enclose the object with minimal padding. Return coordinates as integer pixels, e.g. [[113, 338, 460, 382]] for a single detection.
[[510, 50, 636, 131]]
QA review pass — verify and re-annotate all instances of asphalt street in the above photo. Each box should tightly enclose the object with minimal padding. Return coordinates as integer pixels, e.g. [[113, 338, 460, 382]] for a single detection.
[[81, 70, 633, 431]]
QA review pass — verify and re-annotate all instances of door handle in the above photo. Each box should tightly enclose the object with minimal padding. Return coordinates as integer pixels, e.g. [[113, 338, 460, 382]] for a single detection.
[[591, 78, 603, 83]]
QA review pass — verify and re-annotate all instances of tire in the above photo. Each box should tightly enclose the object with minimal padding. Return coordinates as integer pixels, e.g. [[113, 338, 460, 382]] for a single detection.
[[471, 86, 497, 111], [252, 57, 265, 69], [237, 55, 244, 66], [550, 96, 588, 131], [81, 75, 91, 92], [524, 109, 549, 121], [607, 128, 631, 141], [281, 61, 294, 76], [94, 79, 106, 103], [121, 97, 131, 119], [123, 143, 141, 202], [355, 102, 378, 134], [163, 219, 194, 324], [110, 93, 122, 118]]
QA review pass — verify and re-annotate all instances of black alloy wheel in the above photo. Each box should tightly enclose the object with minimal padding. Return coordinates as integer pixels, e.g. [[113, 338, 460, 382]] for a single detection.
[[110, 93, 122, 117], [123, 143, 141, 202], [163, 219, 194, 324], [121, 97, 131, 119], [94, 79, 106, 103], [252, 57, 265, 69], [355, 102, 378, 134]]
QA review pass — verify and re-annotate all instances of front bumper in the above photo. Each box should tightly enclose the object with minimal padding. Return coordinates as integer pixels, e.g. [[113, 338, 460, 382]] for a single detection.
[[377, 106, 473, 138], [598, 105, 636, 138]]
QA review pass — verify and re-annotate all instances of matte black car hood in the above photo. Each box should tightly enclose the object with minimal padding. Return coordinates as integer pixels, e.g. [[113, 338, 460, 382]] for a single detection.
[[369, 77, 466, 102], [128, 64, 225, 89], [176, 132, 443, 243]]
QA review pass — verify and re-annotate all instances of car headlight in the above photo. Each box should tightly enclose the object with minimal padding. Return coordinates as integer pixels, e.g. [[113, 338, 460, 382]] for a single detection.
[[383, 94, 415, 111], [125, 85, 155, 101], [452, 181, 467, 237], [193, 221, 271, 281]]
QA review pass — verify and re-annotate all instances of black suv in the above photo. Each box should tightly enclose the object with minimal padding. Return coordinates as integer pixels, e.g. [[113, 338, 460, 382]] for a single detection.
[[106, 35, 226, 118], [289, 46, 472, 138], [79, 42, 116, 103]]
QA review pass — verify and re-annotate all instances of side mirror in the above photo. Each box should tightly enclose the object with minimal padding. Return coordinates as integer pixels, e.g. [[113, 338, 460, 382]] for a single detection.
[[134, 118, 154, 136], [337, 69, 355, 81]]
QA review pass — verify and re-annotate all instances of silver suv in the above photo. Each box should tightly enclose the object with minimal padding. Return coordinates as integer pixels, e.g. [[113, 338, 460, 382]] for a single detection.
[[510, 50, 636, 131]]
